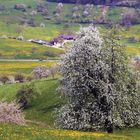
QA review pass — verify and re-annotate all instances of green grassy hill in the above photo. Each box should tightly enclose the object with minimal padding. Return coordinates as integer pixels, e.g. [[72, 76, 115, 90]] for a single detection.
[[0, 22, 63, 40], [0, 0, 140, 59], [0, 38, 64, 59], [0, 79, 62, 126], [0, 79, 139, 140]]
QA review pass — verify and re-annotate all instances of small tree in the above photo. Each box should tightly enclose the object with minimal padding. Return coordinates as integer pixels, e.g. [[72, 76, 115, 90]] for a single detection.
[[32, 66, 50, 79], [0, 101, 25, 125], [57, 26, 140, 133]]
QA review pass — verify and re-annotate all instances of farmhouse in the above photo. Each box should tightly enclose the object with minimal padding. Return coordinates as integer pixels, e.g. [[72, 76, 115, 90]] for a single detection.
[[28, 39, 48, 45]]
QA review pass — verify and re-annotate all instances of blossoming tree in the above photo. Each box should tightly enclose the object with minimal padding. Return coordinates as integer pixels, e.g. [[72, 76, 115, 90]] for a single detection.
[[57, 26, 140, 133]]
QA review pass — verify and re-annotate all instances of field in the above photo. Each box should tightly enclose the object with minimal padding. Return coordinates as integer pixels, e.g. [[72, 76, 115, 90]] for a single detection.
[[0, 124, 140, 140], [0, 60, 57, 76], [0, 24, 140, 60], [0, 38, 64, 59], [0, 0, 140, 59], [0, 79, 139, 140]]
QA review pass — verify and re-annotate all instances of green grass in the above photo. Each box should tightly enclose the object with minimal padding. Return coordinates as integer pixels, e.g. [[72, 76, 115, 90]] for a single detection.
[[100, 25, 140, 56], [0, 0, 132, 24], [0, 21, 62, 41], [119, 25, 140, 56], [0, 38, 64, 59], [0, 78, 139, 139], [0, 78, 63, 126], [0, 123, 139, 140], [0, 0, 139, 59], [1, 23, 140, 59]]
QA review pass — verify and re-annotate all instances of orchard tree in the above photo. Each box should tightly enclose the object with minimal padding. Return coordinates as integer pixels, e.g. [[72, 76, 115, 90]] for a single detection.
[[57, 26, 140, 133], [32, 66, 50, 79]]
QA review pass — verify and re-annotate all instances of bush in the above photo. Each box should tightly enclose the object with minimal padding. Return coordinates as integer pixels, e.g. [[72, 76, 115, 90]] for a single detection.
[[121, 11, 139, 27], [15, 74, 24, 83], [0, 101, 25, 125], [16, 83, 39, 109], [0, 76, 9, 84]]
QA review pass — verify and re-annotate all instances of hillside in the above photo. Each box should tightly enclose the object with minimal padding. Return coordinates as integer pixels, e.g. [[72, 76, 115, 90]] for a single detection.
[[0, 79, 139, 139], [0, 79, 62, 126], [0, 0, 140, 61]]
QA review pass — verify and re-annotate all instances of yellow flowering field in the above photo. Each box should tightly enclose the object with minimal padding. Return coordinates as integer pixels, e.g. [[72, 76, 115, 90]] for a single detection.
[[0, 124, 137, 140], [0, 61, 57, 76]]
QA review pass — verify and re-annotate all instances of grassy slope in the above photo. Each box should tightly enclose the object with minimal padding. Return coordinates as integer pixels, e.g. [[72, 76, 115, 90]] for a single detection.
[[0, 79, 139, 140], [1, 24, 140, 60], [0, 0, 140, 59], [0, 79, 63, 126], [120, 25, 140, 56], [0, 38, 64, 59], [0, 22, 63, 40], [99, 25, 140, 56]]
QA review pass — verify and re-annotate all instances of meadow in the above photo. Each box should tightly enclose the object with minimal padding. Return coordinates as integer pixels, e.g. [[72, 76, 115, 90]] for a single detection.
[[0, 124, 140, 140], [0, 24, 140, 61], [0, 37, 64, 59], [0, 0, 140, 60], [0, 79, 139, 140]]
